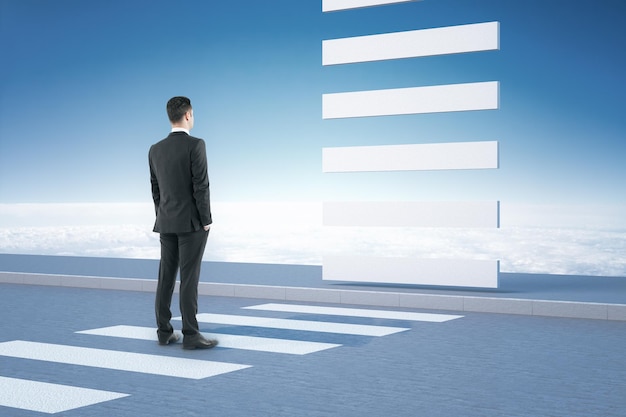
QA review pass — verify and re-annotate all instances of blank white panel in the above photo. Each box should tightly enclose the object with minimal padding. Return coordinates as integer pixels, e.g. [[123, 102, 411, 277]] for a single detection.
[[323, 256, 499, 288], [323, 201, 500, 228], [323, 22, 499, 65], [323, 81, 499, 119], [323, 141, 499, 172], [323, 0, 418, 12], [0, 376, 128, 414]]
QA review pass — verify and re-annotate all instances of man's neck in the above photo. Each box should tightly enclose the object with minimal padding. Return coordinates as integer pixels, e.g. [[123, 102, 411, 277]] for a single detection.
[[171, 127, 189, 135]]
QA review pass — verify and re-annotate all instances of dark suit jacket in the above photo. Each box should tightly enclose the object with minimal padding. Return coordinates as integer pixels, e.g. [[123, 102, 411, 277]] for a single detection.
[[149, 131, 212, 233]]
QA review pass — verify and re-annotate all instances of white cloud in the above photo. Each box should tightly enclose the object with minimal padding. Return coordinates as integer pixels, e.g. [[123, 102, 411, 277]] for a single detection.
[[0, 202, 154, 227], [0, 202, 624, 277]]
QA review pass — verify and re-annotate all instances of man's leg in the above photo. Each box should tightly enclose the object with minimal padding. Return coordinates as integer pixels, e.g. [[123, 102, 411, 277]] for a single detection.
[[155, 233, 179, 339], [177, 229, 209, 335]]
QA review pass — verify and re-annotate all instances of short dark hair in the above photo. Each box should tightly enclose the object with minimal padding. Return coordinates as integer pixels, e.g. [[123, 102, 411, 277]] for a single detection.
[[166, 96, 192, 123]]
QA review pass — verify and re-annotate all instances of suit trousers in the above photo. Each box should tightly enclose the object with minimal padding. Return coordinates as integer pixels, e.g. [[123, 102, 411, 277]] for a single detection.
[[155, 229, 209, 337]]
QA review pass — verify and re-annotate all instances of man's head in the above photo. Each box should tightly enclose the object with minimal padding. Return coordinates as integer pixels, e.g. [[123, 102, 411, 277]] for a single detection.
[[166, 96, 194, 130]]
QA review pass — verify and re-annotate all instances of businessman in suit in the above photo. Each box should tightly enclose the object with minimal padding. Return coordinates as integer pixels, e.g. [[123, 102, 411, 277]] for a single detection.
[[149, 96, 218, 350]]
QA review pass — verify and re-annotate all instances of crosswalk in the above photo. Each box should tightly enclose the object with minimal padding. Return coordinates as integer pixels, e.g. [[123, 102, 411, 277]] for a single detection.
[[0, 302, 463, 414]]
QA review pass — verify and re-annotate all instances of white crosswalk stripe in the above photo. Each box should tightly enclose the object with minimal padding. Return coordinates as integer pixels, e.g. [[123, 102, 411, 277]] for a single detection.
[[0, 340, 251, 379], [77, 325, 342, 355], [1, 302, 461, 414], [182, 313, 410, 336], [244, 303, 464, 322], [0, 376, 129, 414]]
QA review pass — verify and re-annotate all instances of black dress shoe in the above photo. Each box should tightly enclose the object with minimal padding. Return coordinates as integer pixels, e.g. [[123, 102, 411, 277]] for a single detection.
[[183, 333, 219, 350], [158, 332, 179, 345]]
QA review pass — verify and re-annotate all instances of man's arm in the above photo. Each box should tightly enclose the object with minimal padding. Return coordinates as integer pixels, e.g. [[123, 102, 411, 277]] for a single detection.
[[190, 139, 212, 227], [148, 149, 160, 215]]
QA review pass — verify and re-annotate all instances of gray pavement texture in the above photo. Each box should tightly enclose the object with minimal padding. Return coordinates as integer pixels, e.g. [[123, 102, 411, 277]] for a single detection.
[[1, 283, 625, 417]]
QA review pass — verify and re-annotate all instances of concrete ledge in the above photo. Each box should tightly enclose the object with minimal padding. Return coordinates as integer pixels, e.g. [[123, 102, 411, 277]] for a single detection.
[[285, 287, 343, 304], [0, 272, 158, 292], [339, 290, 401, 307], [608, 304, 626, 321], [24, 273, 62, 286], [1, 272, 625, 321], [233, 284, 287, 300], [399, 293, 465, 311], [198, 282, 235, 297], [464, 296, 534, 316], [532, 300, 609, 320]]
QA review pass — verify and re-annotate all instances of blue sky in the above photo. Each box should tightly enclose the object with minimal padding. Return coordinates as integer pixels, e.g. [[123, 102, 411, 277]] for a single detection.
[[1, 0, 625, 212]]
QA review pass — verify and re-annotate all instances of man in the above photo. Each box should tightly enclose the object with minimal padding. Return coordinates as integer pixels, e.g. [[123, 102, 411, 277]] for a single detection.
[[149, 96, 218, 350]]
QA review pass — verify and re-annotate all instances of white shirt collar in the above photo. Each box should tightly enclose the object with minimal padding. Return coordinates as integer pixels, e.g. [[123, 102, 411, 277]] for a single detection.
[[171, 127, 189, 135]]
